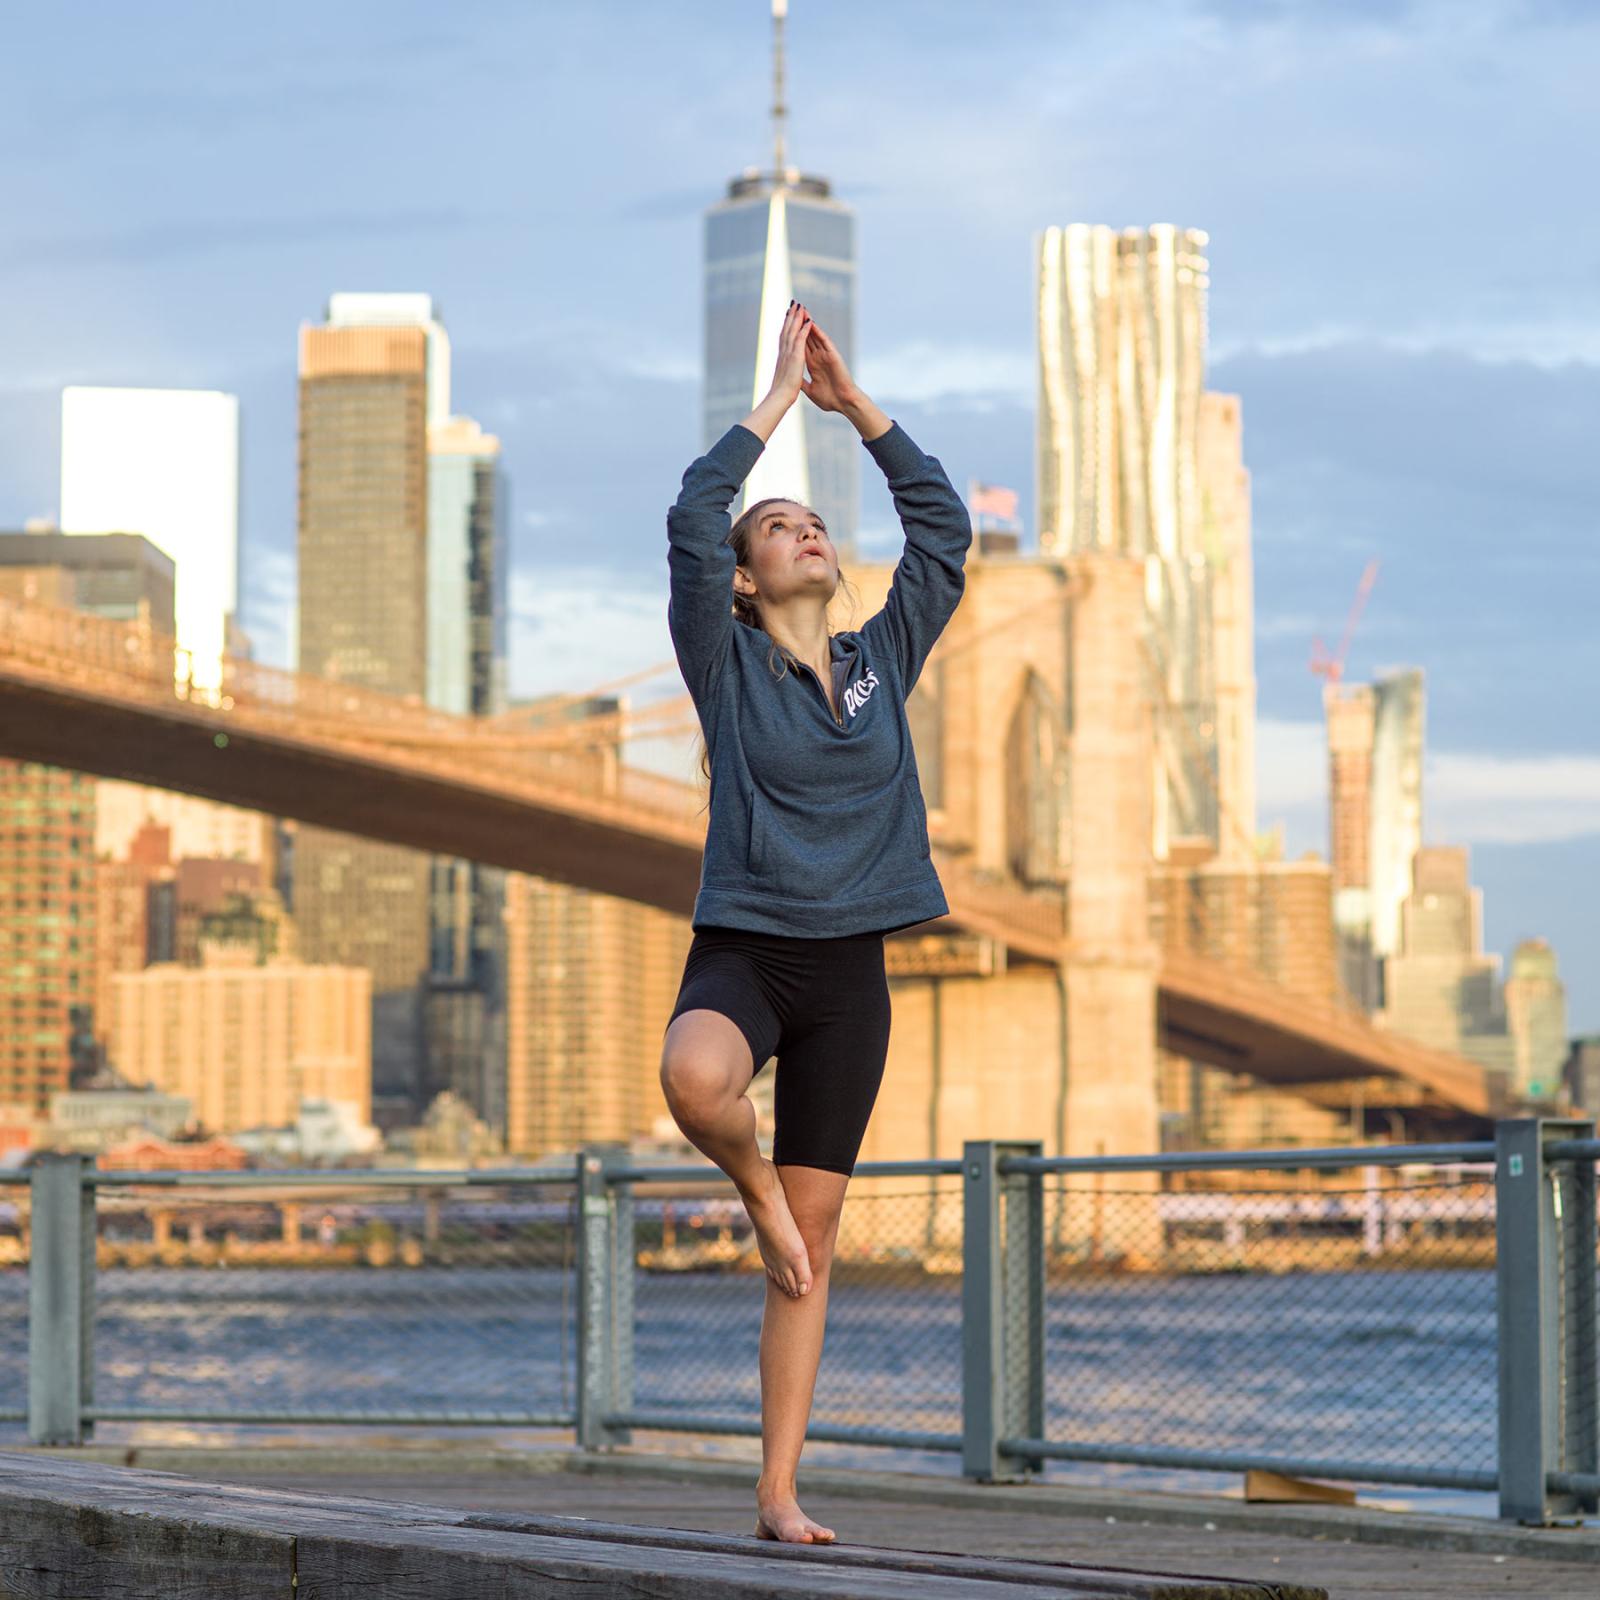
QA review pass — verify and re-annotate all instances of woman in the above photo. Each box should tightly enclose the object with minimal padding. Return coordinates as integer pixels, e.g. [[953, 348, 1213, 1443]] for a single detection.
[[659, 299, 971, 1544]]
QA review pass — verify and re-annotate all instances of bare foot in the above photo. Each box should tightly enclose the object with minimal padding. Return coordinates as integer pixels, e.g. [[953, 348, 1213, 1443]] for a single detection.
[[742, 1158, 812, 1297], [754, 1489, 836, 1543]]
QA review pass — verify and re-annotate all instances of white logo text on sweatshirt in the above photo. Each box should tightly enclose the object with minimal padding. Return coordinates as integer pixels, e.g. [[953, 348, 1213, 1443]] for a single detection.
[[844, 667, 881, 720]]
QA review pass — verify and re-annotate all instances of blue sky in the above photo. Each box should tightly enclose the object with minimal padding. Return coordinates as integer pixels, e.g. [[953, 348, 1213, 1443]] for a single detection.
[[1, 0, 1595, 1030]]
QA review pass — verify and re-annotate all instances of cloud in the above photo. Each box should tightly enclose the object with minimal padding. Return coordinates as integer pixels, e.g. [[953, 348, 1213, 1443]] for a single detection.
[[507, 565, 676, 701], [0, 211, 478, 272], [1256, 716, 1600, 852], [1428, 750, 1600, 845], [861, 341, 1033, 405], [506, 564, 704, 785], [1214, 341, 1600, 757]]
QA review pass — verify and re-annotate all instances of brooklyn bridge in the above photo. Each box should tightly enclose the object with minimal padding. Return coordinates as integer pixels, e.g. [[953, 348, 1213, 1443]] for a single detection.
[[0, 546, 1495, 1158]]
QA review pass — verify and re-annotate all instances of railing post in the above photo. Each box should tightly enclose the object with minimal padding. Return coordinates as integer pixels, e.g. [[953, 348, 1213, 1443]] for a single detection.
[[576, 1146, 634, 1450], [1496, 1116, 1598, 1522], [29, 1151, 95, 1446], [962, 1139, 1044, 1482]]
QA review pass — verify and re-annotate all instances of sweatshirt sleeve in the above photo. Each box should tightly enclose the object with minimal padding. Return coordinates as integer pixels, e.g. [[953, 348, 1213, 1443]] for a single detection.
[[859, 421, 973, 695], [666, 422, 766, 708]]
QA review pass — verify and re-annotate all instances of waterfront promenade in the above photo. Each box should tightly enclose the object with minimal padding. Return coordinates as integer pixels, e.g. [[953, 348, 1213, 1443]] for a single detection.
[[6, 1439, 1597, 1597]]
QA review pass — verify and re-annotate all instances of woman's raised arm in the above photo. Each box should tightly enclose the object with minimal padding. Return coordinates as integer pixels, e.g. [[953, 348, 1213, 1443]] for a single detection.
[[803, 319, 971, 694], [665, 302, 813, 707]]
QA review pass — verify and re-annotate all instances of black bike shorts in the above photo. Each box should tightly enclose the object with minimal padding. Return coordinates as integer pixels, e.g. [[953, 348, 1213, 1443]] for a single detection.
[[664, 923, 893, 1177]]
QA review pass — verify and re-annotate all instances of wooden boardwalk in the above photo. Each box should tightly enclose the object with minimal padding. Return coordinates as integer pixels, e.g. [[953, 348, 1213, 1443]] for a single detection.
[[208, 1460, 1600, 1600], [6, 1445, 1596, 1598], [0, 1448, 1325, 1599]]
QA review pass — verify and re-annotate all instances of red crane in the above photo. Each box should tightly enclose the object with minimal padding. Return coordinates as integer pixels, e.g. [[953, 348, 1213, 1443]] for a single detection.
[[1310, 558, 1380, 686]]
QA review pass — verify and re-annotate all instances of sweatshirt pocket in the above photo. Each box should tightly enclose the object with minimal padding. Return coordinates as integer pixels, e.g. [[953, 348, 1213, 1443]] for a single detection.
[[745, 789, 821, 897], [746, 789, 766, 877]]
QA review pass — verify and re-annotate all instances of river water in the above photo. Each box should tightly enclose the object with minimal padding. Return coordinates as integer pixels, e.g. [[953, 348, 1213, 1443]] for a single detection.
[[0, 1261, 1504, 1516]]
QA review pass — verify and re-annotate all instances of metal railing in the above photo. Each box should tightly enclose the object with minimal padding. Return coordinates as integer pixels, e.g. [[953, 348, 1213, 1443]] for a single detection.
[[2, 1119, 1594, 1525]]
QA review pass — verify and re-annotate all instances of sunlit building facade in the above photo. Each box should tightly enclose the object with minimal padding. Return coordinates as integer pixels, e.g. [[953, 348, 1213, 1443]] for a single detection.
[[1325, 666, 1426, 1010], [0, 761, 96, 1114], [1377, 846, 1516, 1087], [0, 532, 181, 1097], [58, 386, 239, 695], [1035, 223, 1220, 854], [110, 947, 371, 1135]]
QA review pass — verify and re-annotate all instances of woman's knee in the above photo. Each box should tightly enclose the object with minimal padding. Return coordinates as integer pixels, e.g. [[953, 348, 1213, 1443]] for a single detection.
[[659, 1011, 751, 1120]]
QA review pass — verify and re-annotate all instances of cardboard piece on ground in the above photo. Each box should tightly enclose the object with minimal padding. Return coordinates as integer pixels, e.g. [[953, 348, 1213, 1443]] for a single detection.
[[1244, 1469, 1357, 1506]]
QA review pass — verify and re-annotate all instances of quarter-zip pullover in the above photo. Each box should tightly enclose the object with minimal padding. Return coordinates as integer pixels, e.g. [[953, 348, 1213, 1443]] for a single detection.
[[667, 418, 971, 937]]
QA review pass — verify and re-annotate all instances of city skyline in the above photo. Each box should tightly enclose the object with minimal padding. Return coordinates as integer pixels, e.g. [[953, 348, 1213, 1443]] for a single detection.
[[0, 0, 1593, 1029]]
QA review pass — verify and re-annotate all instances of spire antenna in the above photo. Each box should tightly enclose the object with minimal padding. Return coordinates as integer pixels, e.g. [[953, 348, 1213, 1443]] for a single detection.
[[771, 0, 788, 177]]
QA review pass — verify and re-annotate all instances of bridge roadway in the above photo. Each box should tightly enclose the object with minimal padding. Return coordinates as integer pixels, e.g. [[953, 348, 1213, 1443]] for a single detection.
[[0, 596, 1492, 1118]]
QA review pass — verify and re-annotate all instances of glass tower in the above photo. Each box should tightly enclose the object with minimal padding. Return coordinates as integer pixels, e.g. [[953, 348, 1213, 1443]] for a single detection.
[[703, 0, 859, 557]]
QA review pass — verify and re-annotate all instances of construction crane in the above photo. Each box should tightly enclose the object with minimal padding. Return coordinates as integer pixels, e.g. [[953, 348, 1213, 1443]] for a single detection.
[[1310, 558, 1380, 686]]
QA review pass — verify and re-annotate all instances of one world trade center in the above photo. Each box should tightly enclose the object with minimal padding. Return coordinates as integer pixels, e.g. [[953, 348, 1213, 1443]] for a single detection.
[[702, 0, 859, 559]]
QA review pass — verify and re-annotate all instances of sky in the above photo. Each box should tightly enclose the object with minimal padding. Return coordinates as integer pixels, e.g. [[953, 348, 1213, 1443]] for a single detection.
[[0, 0, 1595, 1030]]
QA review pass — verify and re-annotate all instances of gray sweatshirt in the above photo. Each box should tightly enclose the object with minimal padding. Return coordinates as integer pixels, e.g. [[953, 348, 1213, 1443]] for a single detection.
[[666, 418, 971, 937]]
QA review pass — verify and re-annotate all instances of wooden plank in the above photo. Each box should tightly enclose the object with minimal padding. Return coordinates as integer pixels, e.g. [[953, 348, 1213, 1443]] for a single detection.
[[0, 1450, 1325, 1600], [461, 1510, 1329, 1598]]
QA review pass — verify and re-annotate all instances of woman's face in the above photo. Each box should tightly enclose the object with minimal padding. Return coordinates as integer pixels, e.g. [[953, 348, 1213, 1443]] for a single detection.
[[737, 499, 838, 605]]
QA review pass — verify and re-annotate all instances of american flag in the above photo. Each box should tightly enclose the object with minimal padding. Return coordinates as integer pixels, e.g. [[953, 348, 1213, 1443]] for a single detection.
[[967, 480, 1019, 524]]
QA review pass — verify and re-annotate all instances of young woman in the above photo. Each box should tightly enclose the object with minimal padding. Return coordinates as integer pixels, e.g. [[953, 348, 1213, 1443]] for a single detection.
[[659, 299, 971, 1544]]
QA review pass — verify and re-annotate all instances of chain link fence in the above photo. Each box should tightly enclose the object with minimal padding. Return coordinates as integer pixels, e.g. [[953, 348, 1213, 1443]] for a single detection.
[[8, 1133, 1598, 1522], [1032, 1175, 1498, 1483], [86, 1177, 580, 1425], [628, 1176, 965, 1443], [1554, 1154, 1600, 1498], [0, 1180, 25, 1422]]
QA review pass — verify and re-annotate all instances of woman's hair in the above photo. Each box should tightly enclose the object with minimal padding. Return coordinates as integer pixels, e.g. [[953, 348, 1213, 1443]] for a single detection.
[[692, 495, 860, 806]]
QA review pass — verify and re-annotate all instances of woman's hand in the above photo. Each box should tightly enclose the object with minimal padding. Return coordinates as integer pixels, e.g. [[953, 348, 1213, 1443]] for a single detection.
[[768, 300, 812, 404], [802, 316, 892, 442], [799, 320, 860, 413], [741, 302, 812, 442]]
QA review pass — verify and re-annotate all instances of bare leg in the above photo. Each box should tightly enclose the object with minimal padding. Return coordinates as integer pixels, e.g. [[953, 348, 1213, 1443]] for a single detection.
[[660, 1011, 811, 1296], [753, 1163, 848, 1544]]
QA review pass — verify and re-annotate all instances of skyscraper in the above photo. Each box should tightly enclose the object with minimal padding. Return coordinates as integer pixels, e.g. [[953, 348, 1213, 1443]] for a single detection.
[[297, 315, 430, 693], [426, 417, 507, 718], [0, 760, 95, 1114], [1035, 223, 1219, 852], [703, 0, 859, 556], [424, 416, 509, 1126], [1368, 667, 1425, 962], [1504, 938, 1568, 1100], [295, 305, 433, 1117], [1198, 392, 1257, 862], [1325, 667, 1426, 1009], [1378, 844, 1515, 1081], [58, 386, 239, 694], [0, 532, 180, 1095], [295, 293, 509, 1129]]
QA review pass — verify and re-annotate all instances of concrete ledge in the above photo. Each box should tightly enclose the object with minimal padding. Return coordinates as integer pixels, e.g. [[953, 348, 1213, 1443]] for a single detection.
[[0, 1450, 1325, 1600], [14, 1439, 1600, 1569]]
